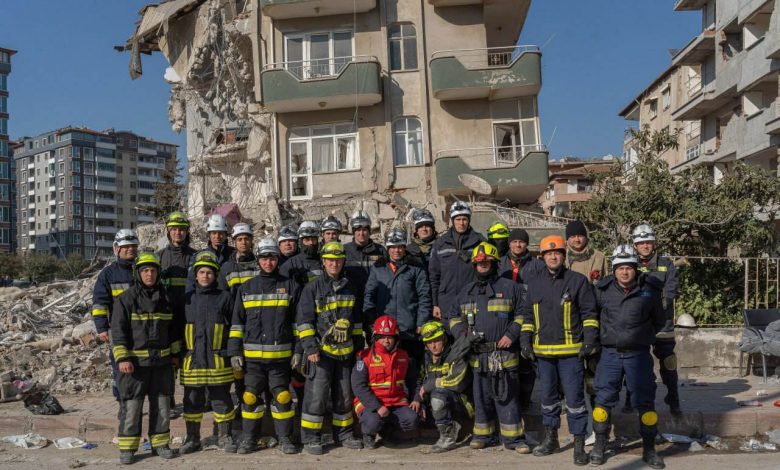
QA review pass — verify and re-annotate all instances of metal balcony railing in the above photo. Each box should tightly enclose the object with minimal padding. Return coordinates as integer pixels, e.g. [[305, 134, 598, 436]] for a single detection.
[[263, 55, 378, 81], [686, 144, 702, 161], [430, 45, 540, 71], [437, 144, 547, 169]]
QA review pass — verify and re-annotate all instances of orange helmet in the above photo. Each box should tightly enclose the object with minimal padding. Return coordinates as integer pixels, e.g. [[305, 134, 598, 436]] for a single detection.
[[539, 234, 566, 254]]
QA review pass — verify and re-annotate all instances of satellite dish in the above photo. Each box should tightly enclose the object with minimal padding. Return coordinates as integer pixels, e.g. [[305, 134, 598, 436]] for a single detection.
[[458, 174, 493, 195]]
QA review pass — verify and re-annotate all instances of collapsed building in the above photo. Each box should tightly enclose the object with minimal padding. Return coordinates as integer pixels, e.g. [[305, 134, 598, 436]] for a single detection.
[[124, 0, 565, 241]]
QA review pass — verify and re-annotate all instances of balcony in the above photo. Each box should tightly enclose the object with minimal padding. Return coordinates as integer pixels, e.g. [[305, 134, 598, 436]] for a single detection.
[[430, 46, 541, 101], [96, 169, 116, 178], [671, 29, 715, 66], [26, 176, 34, 183], [95, 197, 117, 206], [674, 0, 708, 11], [137, 160, 160, 169], [27, 216, 34, 223], [260, 0, 376, 19], [766, 101, 780, 135], [96, 239, 114, 248], [48, 213, 56, 220], [48, 185, 56, 192], [671, 82, 726, 120], [49, 200, 56, 206], [96, 211, 117, 220], [138, 214, 155, 223], [96, 225, 115, 234], [434, 145, 549, 204], [261, 56, 382, 113], [95, 182, 117, 192], [138, 186, 156, 196]]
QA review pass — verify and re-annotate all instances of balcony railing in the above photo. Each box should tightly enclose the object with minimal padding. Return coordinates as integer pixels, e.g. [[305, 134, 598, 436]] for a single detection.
[[431, 45, 540, 71], [436, 144, 547, 169], [685, 144, 702, 161], [263, 55, 376, 81]]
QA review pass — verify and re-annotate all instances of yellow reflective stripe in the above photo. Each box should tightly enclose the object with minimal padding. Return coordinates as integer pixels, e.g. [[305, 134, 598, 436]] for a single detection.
[[271, 409, 295, 420], [181, 367, 234, 377], [533, 304, 540, 346], [170, 340, 182, 354], [513, 318, 524, 326], [183, 412, 204, 422], [316, 300, 355, 313], [242, 409, 265, 420], [243, 299, 290, 308], [503, 357, 519, 368], [298, 329, 315, 339], [113, 345, 129, 361], [213, 409, 236, 423], [213, 324, 223, 350], [92, 307, 108, 317], [244, 349, 293, 359], [227, 276, 256, 287], [352, 328, 363, 336], [150, 432, 170, 448], [658, 266, 667, 272], [301, 418, 323, 429], [487, 301, 513, 312], [473, 422, 495, 435], [583, 319, 599, 328], [500, 423, 524, 437], [321, 343, 354, 357], [229, 329, 244, 339], [185, 324, 194, 350], [521, 323, 535, 332], [533, 342, 583, 356], [563, 302, 572, 345], [439, 365, 467, 388], [130, 312, 173, 321], [167, 278, 188, 287], [332, 415, 354, 427], [118, 436, 141, 450], [115, 348, 172, 359]]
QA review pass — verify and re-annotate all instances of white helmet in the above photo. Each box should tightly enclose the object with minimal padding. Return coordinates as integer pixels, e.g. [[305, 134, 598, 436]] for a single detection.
[[255, 238, 280, 257], [611, 244, 638, 268], [231, 222, 253, 239], [278, 224, 299, 242], [349, 210, 372, 230], [676, 313, 697, 328], [384, 227, 408, 247], [321, 216, 343, 234], [632, 224, 656, 244], [206, 214, 228, 233], [449, 201, 471, 219], [411, 208, 435, 229], [298, 220, 320, 238], [114, 228, 139, 247]]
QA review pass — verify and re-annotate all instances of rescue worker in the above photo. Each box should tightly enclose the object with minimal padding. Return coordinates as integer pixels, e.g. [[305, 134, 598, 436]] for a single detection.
[[414, 320, 473, 453], [630, 224, 680, 416], [344, 210, 387, 302], [565, 220, 608, 284], [487, 222, 510, 258], [278, 224, 299, 267], [450, 242, 528, 454], [352, 315, 419, 448], [296, 241, 364, 454], [406, 208, 438, 271], [229, 238, 299, 455], [157, 211, 197, 306], [93, 229, 139, 404], [430, 201, 485, 322], [219, 222, 259, 294], [321, 215, 343, 243], [364, 227, 432, 365], [111, 253, 181, 464], [204, 214, 235, 266], [280, 221, 323, 284], [179, 251, 237, 455], [520, 234, 598, 465], [497, 228, 543, 410], [590, 245, 666, 469]]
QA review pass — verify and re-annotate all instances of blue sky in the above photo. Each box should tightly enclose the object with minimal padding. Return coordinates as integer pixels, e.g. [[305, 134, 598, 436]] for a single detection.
[[0, 0, 700, 160]]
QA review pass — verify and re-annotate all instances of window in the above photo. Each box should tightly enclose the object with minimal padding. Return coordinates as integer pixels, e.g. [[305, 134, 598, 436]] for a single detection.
[[84, 176, 94, 188], [72, 175, 81, 188], [84, 233, 95, 246], [284, 31, 353, 79], [84, 162, 93, 174], [0, 119, 6, 135], [0, 140, 6, 156], [72, 160, 81, 173], [0, 207, 9, 222], [84, 204, 94, 217], [72, 203, 81, 215], [491, 98, 541, 166], [661, 87, 671, 110], [393, 117, 424, 166], [287, 123, 359, 198], [0, 228, 9, 245], [649, 99, 658, 119], [73, 191, 81, 202], [0, 183, 8, 201], [71, 146, 80, 158], [83, 147, 93, 161], [0, 96, 6, 113], [72, 218, 82, 230], [0, 162, 8, 179], [389, 24, 418, 71], [0, 74, 7, 92]]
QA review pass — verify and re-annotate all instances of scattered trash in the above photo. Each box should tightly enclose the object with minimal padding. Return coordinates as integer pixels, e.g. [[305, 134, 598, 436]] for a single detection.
[[142, 441, 151, 451], [2, 433, 49, 449], [171, 436, 183, 445], [688, 441, 705, 452], [738, 400, 763, 407], [585, 432, 595, 446], [756, 390, 768, 397], [766, 429, 780, 445], [774, 400, 780, 408], [82, 443, 97, 450], [661, 433, 695, 444], [739, 438, 776, 451], [703, 434, 728, 451], [54, 437, 88, 449], [23, 391, 64, 415]]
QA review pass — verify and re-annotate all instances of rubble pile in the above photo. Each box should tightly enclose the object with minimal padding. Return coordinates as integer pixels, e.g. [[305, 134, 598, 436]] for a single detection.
[[0, 275, 112, 396]]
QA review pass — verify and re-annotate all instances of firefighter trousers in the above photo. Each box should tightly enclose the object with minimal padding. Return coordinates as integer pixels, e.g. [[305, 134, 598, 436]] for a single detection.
[[358, 405, 419, 436], [116, 364, 174, 453], [472, 369, 524, 447], [537, 356, 587, 436], [301, 355, 355, 444], [183, 385, 235, 424], [242, 361, 293, 440]]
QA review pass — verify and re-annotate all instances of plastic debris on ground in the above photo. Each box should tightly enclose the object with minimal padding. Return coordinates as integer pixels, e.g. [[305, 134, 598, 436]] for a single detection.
[[739, 438, 777, 451], [585, 432, 595, 446], [765, 429, 780, 445], [688, 441, 705, 452], [737, 400, 763, 407], [661, 433, 695, 444], [54, 437, 88, 449], [2, 433, 49, 449], [23, 391, 64, 415], [756, 390, 768, 397], [703, 434, 728, 451]]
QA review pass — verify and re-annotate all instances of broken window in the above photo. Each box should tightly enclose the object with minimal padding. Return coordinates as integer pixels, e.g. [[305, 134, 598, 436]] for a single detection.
[[393, 117, 423, 166], [389, 24, 418, 71]]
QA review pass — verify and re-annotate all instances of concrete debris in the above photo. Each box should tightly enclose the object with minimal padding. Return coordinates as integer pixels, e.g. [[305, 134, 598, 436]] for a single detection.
[[739, 438, 776, 451], [688, 441, 705, 452]]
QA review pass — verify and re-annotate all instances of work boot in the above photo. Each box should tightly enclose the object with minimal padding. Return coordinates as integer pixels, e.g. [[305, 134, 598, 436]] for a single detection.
[[363, 434, 378, 449], [572, 435, 588, 466], [590, 433, 608, 466], [304, 442, 324, 455], [237, 437, 257, 454], [642, 436, 665, 469], [278, 436, 297, 454], [152, 445, 178, 459], [179, 421, 202, 454], [514, 441, 531, 455], [217, 422, 237, 453], [339, 436, 364, 449], [469, 439, 487, 449], [119, 451, 135, 465], [533, 427, 559, 456], [431, 422, 461, 453], [665, 395, 682, 417]]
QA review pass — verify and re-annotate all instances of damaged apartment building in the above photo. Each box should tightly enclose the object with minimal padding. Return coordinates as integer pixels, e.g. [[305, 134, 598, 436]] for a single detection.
[[125, 0, 559, 238]]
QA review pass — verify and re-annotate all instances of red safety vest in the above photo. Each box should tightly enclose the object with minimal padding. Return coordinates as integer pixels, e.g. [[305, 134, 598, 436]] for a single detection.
[[354, 344, 409, 413]]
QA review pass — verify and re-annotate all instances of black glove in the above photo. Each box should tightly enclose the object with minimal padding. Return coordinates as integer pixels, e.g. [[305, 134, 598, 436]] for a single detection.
[[579, 343, 599, 360], [520, 342, 535, 361]]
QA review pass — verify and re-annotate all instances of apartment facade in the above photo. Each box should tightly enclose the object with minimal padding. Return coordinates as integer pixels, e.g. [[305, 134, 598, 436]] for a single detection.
[[621, 0, 780, 182], [0, 48, 16, 252], [13, 128, 177, 259], [539, 158, 613, 217]]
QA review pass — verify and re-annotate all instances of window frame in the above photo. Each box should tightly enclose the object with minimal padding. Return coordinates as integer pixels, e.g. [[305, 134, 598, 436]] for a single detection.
[[388, 23, 418, 72], [392, 117, 425, 167]]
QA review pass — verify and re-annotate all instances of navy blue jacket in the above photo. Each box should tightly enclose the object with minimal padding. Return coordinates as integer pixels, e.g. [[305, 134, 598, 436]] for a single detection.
[[92, 258, 135, 334], [344, 240, 387, 298], [594, 274, 666, 350], [638, 253, 678, 335], [363, 259, 432, 339], [498, 252, 545, 284], [429, 227, 485, 322]]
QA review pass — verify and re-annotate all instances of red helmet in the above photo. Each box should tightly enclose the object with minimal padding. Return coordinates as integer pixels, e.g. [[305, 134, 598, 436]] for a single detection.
[[373, 315, 399, 337]]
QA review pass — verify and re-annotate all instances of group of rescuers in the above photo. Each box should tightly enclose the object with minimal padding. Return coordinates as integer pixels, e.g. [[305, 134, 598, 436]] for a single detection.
[[93, 201, 679, 468]]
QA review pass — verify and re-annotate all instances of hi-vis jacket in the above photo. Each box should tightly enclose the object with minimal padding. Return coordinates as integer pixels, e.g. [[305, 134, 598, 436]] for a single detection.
[[92, 258, 134, 334], [352, 343, 415, 414], [416, 334, 473, 398], [111, 279, 182, 367], [181, 281, 234, 386], [228, 270, 300, 363], [219, 252, 261, 294], [279, 251, 323, 285], [638, 253, 678, 336], [296, 274, 364, 361], [157, 244, 197, 304], [521, 267, 598, 358], [429, 228, 485, 321]]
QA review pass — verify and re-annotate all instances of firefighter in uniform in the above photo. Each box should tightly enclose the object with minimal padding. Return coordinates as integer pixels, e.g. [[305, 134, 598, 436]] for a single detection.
[[590, 245, 666, 469], [204, 214, 235, 266], [487, 222, 510, 258], [629, 224, 680, 416], [296, 241, 365, 454], [219, 222, 259, 294], [344, 210, 387, 302], [229, 238, 300, 455], [521, 235, 598, 465], [430, 201, 485, 322], [93, 229, 139, 404], [280, 221, 323, 284], [450, 242, 528, 454], [321, 215, 343, 243], [414, 320, 473, 453], [157, 212, 197, 305], [111, 253, 182, 464], [179, 251, 237, 454], [278, 224, 299, 267], [352, 315, 420, 448], [406, 208, 438, 272]]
